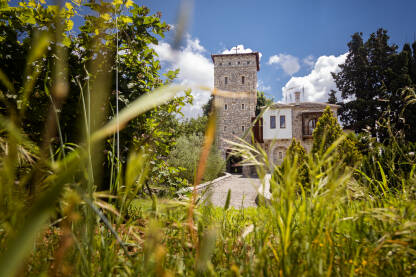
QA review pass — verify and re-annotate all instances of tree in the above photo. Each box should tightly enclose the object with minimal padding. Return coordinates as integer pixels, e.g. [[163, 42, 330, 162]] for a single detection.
[[312, 106, 361, 166], [202, 95, 214, 117], [256, 91, 273, 115], [332, 28, 416, 142], [285, 138, 309, 186], [328, 90, 337, 104], [0, 0, 193, 190], [312, 107, 343, 154], [167, 133, 224, 183]]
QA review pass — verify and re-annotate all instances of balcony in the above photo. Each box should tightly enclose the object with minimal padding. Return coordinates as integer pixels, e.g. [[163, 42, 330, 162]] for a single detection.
[[302, 112, 322, 139]]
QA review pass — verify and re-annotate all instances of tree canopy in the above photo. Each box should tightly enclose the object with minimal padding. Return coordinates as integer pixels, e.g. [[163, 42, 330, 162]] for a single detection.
[[332, 28, 416, 142], [0, 0, 192, 190]]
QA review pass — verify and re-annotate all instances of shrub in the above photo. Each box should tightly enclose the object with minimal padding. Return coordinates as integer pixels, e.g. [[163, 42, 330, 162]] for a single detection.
[[167, 134, 225, 183], [312, 106, 361, 167], [283, 139, 309, 189], [312, 106, 343, 155]]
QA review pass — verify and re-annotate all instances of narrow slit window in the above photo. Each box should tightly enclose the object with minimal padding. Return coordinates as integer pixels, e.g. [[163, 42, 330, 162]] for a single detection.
[[224, 126, 227, 131], [224, 77, 228, 85], [241, 103, 245, 110], [270, 116, 276, 129], [219, 62, 222, 66], [280, 115, 286, 128], [242, 76, 245, 84], [247, 61, 250, 64], [228, 62, 231, 65], [242, 126, 245, 132], [279, 152, 283, 159], [224, 104, 228, 110]]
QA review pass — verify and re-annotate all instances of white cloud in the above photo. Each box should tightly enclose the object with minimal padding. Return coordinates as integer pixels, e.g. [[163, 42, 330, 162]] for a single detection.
[[303, 55, 315, 68], [257, 79, 271, 91], [222, 45, 262, 60], [152, 34, 213, 118], [268, 54, 300, 75], [281, 53, 347, 103]]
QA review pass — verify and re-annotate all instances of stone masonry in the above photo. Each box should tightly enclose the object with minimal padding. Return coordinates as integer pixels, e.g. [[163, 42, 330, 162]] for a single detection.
[[263, 102, 339, 164], [211, 52, 259, 172]]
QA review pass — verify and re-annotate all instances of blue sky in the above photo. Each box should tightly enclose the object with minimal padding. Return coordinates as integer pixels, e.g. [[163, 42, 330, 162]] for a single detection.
[[144, 0, 416, 116]]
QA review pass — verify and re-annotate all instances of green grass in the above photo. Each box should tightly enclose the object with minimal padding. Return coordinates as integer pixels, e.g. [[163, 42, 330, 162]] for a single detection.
[[0, 1, 415, 276]]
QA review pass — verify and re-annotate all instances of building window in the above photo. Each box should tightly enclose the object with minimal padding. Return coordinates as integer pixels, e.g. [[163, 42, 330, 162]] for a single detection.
[[279, 152, 283, 159], [242, 76, 245, 84], [280, 115, 286, 128], [224, 104, 228, 110], [242, 126, 245, 132], [224, 126, 227, 131], [219, 62, 222, 66], [247, 61, 250, 64], [307, 118, 317, 135], [228, 62, 231, 65], [224, 77, 228, 85], [238, 61, 240, 65], [241, 103, 245, 110], [270, 116, 276, 129]]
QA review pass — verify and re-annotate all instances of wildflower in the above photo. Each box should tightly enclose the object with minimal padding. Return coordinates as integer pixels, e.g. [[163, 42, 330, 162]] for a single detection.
[[319, 243, 324, 247], [349, 259, 353, 264], [362, 260, 367, 266]]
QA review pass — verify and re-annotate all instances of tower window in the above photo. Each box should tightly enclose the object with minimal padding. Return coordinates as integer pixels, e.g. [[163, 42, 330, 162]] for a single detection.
[[247, 61, 250, 64], [228, 62, 231, 65], [242, 126, 245, 132], [224, 77, 228, 85], [238, 61, 240, 65], [224, 104, 228, 110], [270, 116, 276, 129], [219, 62, 222, 66], [242, 76, 245, 84], [224, 126, 227, 131], [279, 152, 283, 159], [241, 103, 245, 110], [280, 115, 286, 128]]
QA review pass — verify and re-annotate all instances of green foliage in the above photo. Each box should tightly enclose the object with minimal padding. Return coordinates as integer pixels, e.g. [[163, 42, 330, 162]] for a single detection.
[[312, 106, 361, 167], [312, 106, 343, 154], [176, 115, 208, 137], [220, 128, 416, 276], [0, 0, 192, 193], [328, 89, 337, 104], [167, 134, 225, 183], [333, 28, 416, 142], [255, 91, 273, 115], [1, 2, 416, 276], [283, 138, 309, 189], [359, 134, 416, 191], [202, 95, 214, 117]]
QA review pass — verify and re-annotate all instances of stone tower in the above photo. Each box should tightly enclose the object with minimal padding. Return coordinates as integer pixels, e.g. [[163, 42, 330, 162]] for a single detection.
[[211, 52, 259, 171]]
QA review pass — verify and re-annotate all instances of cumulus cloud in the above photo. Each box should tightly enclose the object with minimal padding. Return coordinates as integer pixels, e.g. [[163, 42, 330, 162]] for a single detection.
[[303, 55, 315, 68], [152, 34, 213, 118], [222, 45, 262, 60], [268, 54, 301, 75], [281, 53, 347, 103]]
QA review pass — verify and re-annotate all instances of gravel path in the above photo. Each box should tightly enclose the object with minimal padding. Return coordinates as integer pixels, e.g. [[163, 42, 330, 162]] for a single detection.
[[205, 174, 261, 208]]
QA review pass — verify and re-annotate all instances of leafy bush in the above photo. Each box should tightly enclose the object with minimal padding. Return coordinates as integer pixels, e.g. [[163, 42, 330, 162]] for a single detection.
[[279, 138, 309, 191], [168, 134, 225, 184], [312, 106, 361, 167]]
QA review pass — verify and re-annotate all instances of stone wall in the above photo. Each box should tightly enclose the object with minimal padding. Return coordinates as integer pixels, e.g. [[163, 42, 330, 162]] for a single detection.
[[264, 103, 339, 161], [212, 53, 258, 158]]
